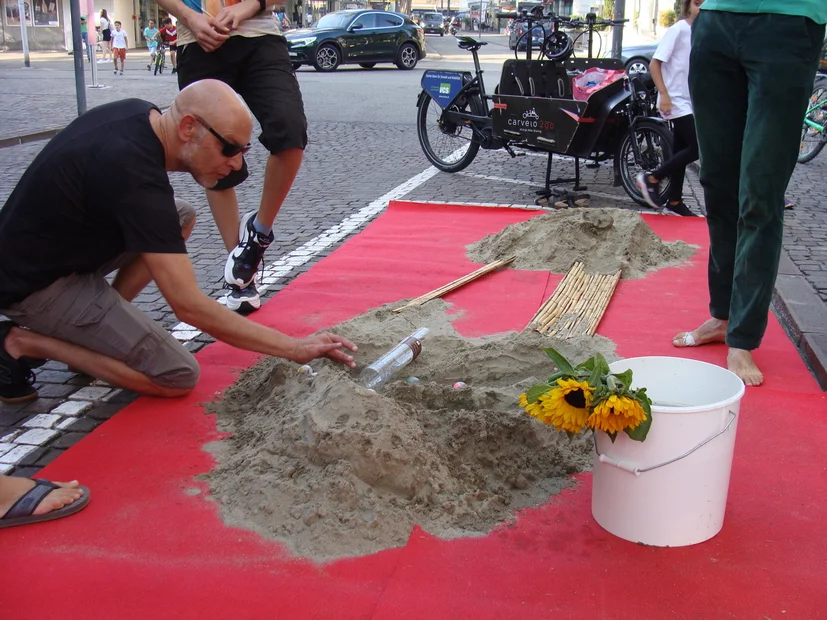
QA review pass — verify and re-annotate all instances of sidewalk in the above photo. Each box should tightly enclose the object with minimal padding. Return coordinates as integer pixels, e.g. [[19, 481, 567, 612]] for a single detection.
[[0, 50, 180, 142]]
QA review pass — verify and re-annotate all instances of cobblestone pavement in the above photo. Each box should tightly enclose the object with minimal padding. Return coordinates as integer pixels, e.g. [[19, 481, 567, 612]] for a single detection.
[[1, 35, 825, 477]]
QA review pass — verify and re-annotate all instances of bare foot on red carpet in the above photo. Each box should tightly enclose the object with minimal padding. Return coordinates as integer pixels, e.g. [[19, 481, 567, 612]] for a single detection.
[[0, 476, 84, 518], [673, 317, 728, 348], [727, 348, 763, 386]]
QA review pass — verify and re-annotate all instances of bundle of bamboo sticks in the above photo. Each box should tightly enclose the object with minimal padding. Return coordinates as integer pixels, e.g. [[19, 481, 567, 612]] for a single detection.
[[530, 262, 621, 338], [394, 256, 516, 313]]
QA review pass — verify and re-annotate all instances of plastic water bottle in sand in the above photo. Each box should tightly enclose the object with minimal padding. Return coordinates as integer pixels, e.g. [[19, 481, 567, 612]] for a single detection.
[[360, 328, 429, 391]]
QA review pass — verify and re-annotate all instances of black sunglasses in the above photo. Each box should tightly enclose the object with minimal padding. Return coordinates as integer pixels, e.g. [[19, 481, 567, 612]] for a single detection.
[[191, 114, 251, 157]]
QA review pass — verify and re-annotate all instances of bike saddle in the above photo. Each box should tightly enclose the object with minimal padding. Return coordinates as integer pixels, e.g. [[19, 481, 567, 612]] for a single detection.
[[456, 36, 487, 50]]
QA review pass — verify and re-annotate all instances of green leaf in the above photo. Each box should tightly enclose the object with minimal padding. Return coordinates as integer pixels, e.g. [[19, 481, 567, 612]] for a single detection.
[[625, 400, 652, 442], [565, 430, 575, 440], [526, 383, 552, 404], [592, 353, 610, 377], [611, 368, 634, 391], [547, 371, 565, 383], [607, 431, 617, 443], [542, 347, 576, 375]]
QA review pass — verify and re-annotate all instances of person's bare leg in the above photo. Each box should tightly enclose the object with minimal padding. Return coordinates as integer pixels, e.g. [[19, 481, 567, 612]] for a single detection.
[[4, 327, 190, 397], [206, 188, 242, 252], [256, 149, 304, 227], [673, 317, 728, 347], [0, 476, 83, 518], [728, 348, 763, 386]]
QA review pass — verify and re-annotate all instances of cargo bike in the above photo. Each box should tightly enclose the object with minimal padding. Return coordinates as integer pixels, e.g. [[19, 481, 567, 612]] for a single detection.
[[416, 10, 674, 207]]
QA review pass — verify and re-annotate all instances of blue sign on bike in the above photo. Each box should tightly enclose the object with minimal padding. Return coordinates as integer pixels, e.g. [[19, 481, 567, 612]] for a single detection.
[[421, 71, 469, 109]]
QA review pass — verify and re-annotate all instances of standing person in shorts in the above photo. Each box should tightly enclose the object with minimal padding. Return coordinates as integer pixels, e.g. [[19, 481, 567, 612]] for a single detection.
[[636, 0, 703, 217], [155, 0, 308, 314], [99, 9, 112, 63], [160, 17, 178, 74], [143, 19, 160, 71], [111, 21, 128, 75]]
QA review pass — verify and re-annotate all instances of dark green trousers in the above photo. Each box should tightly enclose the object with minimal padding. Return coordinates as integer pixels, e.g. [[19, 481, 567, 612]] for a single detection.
[[689, 11, 824, 350]]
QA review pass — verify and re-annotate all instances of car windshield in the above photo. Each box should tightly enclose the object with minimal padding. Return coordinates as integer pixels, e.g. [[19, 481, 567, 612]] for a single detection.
[[313, 12, 352, 29], [424, 13, 442, 21]]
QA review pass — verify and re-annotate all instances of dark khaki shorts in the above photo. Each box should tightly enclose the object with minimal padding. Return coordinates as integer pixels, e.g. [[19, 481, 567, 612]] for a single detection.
[[1, 199, 199, 390]]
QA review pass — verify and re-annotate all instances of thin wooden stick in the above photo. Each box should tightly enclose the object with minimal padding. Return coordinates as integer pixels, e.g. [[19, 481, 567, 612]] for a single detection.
[[586, 270, 621, 336], [393, 256, 516, 312], [531, 263, 584, 326]]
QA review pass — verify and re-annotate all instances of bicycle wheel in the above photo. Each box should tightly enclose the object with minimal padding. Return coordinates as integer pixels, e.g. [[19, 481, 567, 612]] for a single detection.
[[798, 76, 827, 164], [616, 122, 674, 206], [416, 91, 484, 173]]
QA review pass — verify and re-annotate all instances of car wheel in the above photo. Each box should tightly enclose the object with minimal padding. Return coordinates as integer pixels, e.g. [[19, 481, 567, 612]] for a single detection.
[[313, 44, 341, 72], [359, 62, 376, 69], [440, 31, 444, 36], [396, 43, 418, 70], [292, 62, 302, 71], [625, 58, 649, 75]]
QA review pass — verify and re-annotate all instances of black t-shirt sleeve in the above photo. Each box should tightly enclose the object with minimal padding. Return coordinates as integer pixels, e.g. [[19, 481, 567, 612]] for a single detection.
[[113, 164, 187, 255]]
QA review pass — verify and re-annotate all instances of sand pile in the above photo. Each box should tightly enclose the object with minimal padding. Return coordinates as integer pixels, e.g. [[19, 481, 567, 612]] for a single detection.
[[205, 302, 617, 562], [467, 208, 695, 278], [205, 209, 688, 562]]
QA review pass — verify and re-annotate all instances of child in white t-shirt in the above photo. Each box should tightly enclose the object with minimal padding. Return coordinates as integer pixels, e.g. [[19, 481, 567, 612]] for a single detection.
[[111, 21, 128, 76], [636, 0, 704, 216]]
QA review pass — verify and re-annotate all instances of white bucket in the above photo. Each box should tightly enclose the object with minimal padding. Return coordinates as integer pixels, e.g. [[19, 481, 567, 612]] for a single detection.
[[591, 356, 745, 547]]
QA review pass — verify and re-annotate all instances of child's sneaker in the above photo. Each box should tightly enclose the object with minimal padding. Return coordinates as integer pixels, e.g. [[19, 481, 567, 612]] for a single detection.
[[114, 69, 118, 74], [119, 70, 124, 75], [635, 171, 665, 209]]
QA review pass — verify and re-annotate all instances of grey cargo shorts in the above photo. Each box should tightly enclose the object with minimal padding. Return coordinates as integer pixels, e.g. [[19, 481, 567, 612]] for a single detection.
[[1, 199, 200, 390]]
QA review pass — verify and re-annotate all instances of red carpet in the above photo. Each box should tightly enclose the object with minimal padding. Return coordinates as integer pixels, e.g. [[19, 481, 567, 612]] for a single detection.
[[2, 201, 825, 619]]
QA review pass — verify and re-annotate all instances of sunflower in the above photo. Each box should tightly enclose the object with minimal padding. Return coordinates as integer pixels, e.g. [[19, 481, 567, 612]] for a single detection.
[[533, 378, 594, 433], [587, 394, 647, 434], [519, 392, 545, 422]]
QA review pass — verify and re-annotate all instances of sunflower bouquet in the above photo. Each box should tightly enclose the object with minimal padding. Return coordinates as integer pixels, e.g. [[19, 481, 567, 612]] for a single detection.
[[518, 348, 653, 442]]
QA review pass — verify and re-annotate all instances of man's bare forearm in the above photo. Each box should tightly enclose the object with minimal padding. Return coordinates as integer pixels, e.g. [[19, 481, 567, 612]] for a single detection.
[[649, 59, 668, 98], [178, 292, 300, 359]]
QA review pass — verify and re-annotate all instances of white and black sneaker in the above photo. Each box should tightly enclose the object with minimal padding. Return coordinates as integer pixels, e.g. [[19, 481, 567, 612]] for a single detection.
[[635, 171, 665, 210], [224, 211, 274, 289], [225, 282, 262, 314]]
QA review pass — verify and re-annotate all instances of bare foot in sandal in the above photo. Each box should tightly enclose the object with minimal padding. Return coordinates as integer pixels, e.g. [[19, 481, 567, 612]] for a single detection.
[[673, 318, 728, 347], [728, 348, 763, 386]]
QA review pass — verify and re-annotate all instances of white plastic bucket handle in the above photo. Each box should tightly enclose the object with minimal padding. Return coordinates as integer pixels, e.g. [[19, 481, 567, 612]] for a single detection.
[[593, 410, 738, 476]]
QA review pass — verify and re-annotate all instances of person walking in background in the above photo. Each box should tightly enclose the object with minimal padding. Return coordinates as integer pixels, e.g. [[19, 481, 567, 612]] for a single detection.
[[636, 0, 703, 216], [111, 20, 128, 75], [156, 0, 308, 314], [160, 17, 178, 74], [144, 19, 160, 71], [80, 15, 92, 63], [99, 9, 112, 63], [673, 1, 826, 386]]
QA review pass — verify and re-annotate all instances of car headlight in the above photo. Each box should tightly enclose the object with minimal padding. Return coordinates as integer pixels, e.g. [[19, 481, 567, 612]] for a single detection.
[[290, 36, 316, 47]]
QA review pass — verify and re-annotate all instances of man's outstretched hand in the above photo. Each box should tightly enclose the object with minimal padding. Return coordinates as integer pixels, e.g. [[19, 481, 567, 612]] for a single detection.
[[189, 12, 230, 52], [290, 332, 358, 367]]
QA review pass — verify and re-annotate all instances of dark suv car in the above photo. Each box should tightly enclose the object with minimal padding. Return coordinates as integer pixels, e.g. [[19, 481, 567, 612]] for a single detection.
[[421, 12, 446, 36], [287, 10, 426, 72]]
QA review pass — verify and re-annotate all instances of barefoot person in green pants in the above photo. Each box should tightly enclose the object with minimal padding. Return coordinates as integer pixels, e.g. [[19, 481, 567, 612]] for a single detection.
[[674, 1, 825, 386]]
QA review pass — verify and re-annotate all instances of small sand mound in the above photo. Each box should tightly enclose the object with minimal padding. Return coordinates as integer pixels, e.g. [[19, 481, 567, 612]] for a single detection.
[[467, 208, 695, 278], [204, 302, 617, 562]]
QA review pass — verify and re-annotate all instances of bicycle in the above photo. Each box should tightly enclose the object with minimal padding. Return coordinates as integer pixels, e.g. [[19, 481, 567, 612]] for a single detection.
[[416, 9, 673, 207], [153, 43, 166, 75], [798, 74, 827, 164]]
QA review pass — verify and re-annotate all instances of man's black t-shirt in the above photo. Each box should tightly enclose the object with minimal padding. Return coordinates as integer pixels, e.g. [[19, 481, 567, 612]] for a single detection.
[[0, 99, 187, 308]]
